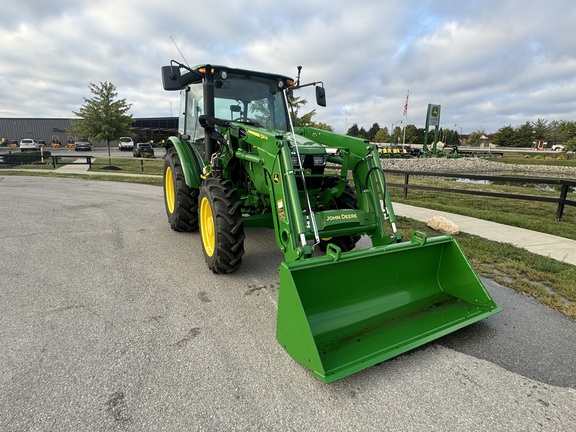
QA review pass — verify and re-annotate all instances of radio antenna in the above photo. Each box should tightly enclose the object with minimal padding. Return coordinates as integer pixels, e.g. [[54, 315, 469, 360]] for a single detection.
[[296, 65, 302, 86], [170, 36, 190, 67]]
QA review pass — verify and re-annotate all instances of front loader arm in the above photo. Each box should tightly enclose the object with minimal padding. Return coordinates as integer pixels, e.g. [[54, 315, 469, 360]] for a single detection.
[[229, 126, 314, 261], [295, 127, 401, 244], [199, 116, 311, 262]]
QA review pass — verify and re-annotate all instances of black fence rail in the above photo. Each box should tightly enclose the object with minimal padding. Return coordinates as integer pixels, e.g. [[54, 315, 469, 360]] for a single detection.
[[383, 169, 576, 221], [456, 150, 504, 158], [50, 155, 93, 168], [0, 151, 93, 168]]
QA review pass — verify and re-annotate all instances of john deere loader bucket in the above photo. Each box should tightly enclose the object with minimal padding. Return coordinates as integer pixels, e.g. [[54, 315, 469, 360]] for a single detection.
[[276, 233, 501, 383]]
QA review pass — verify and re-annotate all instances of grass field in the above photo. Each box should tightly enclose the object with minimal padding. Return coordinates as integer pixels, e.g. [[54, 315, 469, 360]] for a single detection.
[[88, 157, 163, 175], [385, 174, 576, 239]]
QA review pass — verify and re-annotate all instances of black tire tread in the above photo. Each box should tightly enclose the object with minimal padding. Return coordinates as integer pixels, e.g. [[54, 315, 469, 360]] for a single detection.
[[164, 147, 199, 232], [200, 178, 245, 274]]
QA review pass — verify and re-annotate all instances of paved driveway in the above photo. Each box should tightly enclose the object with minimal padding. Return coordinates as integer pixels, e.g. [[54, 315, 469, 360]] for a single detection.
[[1, 176, 575, 431]]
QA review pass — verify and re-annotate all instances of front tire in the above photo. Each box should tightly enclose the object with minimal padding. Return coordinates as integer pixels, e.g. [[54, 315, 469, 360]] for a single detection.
[[163, 147, 199, 232], [199, 177, 245, 274]]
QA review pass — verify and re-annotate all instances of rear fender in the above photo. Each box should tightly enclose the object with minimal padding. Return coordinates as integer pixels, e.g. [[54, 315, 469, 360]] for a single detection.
[[165, 137, 203, 189]]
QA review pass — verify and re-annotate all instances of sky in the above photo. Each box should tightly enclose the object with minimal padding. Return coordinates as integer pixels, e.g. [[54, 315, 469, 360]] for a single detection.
[[1, 0, 576, 135]]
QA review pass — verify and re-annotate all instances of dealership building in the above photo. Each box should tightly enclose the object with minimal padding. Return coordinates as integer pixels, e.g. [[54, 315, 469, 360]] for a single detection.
[[0, 117, 178, 146]]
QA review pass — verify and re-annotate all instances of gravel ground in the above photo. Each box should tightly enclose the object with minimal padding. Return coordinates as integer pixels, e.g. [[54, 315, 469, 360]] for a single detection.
[[380, 156, 576, 179]]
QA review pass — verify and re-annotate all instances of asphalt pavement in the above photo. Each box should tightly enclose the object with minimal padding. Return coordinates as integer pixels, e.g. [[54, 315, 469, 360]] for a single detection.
[[0, 176, 575, 431], [53, 158, 576, 266]]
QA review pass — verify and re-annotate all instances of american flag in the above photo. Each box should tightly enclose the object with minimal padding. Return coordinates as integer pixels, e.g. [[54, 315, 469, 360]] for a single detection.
[[403, 91, 409, 117]]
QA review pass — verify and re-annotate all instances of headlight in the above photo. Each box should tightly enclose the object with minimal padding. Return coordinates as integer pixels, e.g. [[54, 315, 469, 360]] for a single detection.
[[291, 154, 305, 166], [312, 155, 326, 166]]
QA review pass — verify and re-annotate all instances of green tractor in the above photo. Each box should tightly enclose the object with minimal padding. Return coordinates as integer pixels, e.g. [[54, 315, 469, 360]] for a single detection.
[[160, 62, 501, 383]]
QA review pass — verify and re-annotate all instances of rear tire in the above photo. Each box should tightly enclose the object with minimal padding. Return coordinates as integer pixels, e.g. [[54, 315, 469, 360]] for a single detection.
[[199, 177, 245, 274], [163, 147, 199, 232], [319, 184, 361, 252]]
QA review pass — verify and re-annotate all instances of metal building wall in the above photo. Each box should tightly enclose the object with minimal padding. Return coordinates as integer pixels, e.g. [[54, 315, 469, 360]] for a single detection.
[[0, 118, 72, 145], [1, 117, 178, 146]]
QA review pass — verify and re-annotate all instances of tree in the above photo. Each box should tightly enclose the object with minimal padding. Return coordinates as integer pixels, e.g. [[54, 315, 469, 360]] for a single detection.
[[367, 123, 380, 142], [373, 127, 389, 143], [70, 81, 133, 165], [556, 120, 576, 144], [565, 137, 576, 152], [532, 118, 550, 141], [311, 122, 334, 132], [466, 130, 485, 146], [414, 128, 427, 144], [288, 94, 315, 126], [287, 93, 334, 131], [390, 125, 403, 144], [403, 124, 419, 144], [442, 129, 460, 147], [492, 125, 515, 147], [514, 122, 535, 147], [346, 123, 360, 137]]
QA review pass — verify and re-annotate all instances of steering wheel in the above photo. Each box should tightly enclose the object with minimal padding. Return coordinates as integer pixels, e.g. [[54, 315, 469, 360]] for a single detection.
[[232, 117, 262, 127]]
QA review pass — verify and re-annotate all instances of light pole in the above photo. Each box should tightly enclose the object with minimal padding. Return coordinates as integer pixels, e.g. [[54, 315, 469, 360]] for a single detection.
[[454, 123, 462, 145], [391, 120, 402, 145]]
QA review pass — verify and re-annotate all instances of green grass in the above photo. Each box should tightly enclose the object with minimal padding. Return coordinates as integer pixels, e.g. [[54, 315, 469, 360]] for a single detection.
[[385, 174, 576, 240], [0, 170, 163, 185], [89, 157, 164, 175], [11, 163, 55, 170], [495, 153, 576, 166]]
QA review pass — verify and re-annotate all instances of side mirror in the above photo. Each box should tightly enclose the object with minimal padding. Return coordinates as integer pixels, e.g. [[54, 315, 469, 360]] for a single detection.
[[316, 85, 326, 107], [161, 65, 183, 91]]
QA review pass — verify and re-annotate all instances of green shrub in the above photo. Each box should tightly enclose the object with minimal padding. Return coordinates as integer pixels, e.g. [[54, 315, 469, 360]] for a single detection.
[[1, 150, 51, 164]]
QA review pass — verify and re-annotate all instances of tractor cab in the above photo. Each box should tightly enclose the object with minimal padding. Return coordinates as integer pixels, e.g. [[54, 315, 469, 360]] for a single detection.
[[162, 62, 326, 160]]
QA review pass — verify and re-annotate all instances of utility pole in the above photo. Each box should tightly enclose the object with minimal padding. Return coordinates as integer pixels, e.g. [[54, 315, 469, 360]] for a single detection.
[[455, 123, 462, 145], [391, 120, 402, 145]]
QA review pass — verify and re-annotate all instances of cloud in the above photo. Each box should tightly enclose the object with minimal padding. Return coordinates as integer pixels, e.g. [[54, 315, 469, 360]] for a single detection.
[[1, 0, 575, 135]]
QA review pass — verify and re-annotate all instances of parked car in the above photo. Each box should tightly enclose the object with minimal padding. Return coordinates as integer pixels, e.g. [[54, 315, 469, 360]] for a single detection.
[[75, 140, 92, 151], [19, 138, 39, 151], [133, 142, 155, 157], [404, 146, 422, 157], [118, 137, 134, 151], [551, 144, 566, 152]]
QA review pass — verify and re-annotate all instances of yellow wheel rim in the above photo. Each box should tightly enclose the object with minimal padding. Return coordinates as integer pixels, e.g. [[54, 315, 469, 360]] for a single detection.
[[165, 166, 175, 214], [200, 197, 215, 257]]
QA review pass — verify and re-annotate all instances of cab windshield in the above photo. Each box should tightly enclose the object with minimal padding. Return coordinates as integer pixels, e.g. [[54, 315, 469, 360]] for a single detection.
[[213, 74, 289, 131]]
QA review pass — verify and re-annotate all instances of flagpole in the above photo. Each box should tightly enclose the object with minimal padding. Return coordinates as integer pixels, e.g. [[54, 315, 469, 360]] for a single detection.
[[402, 90, 409, 147]]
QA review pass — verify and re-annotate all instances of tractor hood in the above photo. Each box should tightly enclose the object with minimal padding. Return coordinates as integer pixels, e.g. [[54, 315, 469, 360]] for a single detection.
[[238, 125, 330, 155], [285, 131, 331, 155]]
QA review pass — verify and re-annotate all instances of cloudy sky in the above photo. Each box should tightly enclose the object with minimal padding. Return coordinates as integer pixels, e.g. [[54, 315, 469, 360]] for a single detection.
[[1, 0, 575, 134]]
